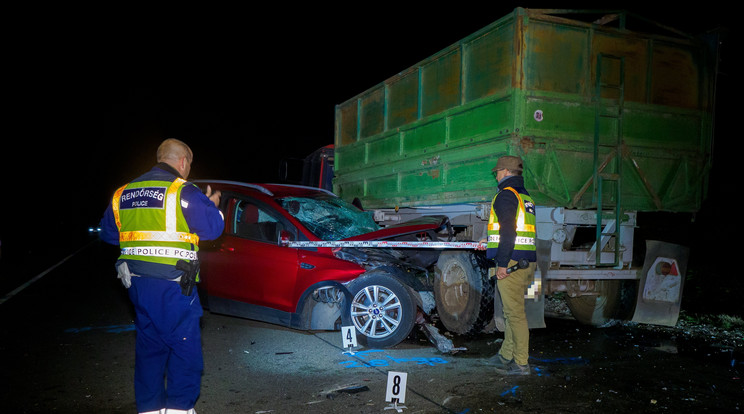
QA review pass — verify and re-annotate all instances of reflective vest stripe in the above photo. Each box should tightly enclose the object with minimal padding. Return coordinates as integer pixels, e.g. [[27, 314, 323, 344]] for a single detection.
[[112, 178, 199, 245], [119, 230, 199, 244], [164, 178, 183, 233], [112, 185, 125, 229], [488, 222, 537, 232]]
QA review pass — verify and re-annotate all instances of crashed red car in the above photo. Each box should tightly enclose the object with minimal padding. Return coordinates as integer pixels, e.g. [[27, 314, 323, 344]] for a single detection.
[[194, 181, 451, 348]]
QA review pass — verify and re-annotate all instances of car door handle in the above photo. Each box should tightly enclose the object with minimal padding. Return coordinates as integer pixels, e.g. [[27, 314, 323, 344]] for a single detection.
[[300, 262, 315, 270]]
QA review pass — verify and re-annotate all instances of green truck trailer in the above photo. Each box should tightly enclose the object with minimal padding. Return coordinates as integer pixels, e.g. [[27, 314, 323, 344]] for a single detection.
[[331, 8, 720, 334]]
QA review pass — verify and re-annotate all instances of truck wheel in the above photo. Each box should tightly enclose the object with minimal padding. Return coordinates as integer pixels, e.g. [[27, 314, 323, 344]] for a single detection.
[[565, 280, 620, 326], [343, 271, 416, 348], [434, 251, 493, 335]]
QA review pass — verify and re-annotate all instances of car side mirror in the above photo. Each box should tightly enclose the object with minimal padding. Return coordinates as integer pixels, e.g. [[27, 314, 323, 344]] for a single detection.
[[279, 230, 294, 247]]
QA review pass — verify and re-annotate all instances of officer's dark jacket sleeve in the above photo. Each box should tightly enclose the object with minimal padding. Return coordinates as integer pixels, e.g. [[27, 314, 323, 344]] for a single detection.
[[493, 189, 518, 268], [99, 203, 119, 245]]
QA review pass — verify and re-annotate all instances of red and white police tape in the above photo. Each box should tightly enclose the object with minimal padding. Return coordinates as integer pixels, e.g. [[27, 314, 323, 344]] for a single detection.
[[286, 240, 480, 249]]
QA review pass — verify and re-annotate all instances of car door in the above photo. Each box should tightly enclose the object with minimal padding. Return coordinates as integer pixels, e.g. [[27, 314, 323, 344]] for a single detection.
[[202, 195, 300, 312]]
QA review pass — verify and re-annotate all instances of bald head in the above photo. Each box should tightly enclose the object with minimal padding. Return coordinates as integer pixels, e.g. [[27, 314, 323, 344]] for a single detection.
[[157, 138, 193, 178]]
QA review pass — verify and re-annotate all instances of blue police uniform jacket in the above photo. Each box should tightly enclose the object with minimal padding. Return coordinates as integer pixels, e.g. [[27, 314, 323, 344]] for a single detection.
[[100, 163, 224, 279]]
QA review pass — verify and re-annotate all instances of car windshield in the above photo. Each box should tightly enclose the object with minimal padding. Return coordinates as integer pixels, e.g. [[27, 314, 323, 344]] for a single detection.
[[278, 196, 379, 240]]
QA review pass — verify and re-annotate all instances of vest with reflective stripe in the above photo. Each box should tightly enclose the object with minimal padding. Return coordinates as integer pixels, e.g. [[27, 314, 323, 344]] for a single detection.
[[487, 187, 536, 253], [112, 177, 199, 267]]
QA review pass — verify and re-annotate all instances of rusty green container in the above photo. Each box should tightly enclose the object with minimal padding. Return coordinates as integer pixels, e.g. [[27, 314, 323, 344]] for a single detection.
[[333, 8, 717, 213]]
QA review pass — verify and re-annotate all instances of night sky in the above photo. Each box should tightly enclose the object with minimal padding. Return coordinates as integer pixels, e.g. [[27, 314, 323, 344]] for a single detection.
[[1, 4, 732, 265]]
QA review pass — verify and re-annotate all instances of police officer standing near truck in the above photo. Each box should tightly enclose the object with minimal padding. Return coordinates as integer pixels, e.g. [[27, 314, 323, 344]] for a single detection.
[[100, 138, 224, 414], [477, 155, 537, 376]]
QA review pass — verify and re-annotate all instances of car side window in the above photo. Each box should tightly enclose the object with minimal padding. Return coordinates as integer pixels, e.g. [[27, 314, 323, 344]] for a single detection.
[[231, 199, 287, 243]]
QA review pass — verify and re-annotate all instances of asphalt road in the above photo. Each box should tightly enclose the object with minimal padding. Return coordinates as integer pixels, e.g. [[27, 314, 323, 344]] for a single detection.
[[0, 240, 741, 413]]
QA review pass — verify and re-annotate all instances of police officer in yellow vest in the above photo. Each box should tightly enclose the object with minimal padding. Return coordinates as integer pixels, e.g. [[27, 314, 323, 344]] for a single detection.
[[100, 138, 224, 414], [477, 155, 537, 375]]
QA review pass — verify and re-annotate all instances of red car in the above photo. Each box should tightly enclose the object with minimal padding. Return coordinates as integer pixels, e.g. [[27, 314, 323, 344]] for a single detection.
[[195, 181, 450, 348]]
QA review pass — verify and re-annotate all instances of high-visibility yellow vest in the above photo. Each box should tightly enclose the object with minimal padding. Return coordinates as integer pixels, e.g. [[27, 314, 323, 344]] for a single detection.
[[112, 177, 200, 268], [487, 187, 536, 252]]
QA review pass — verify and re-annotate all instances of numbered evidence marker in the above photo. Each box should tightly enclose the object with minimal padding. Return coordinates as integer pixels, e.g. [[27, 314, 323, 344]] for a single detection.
[[341, 326, 358, 350], [385, 371, 408, 406]]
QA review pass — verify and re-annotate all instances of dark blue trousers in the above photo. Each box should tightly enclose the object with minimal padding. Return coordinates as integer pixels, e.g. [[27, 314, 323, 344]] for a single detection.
[[128, 276, 203, 412]]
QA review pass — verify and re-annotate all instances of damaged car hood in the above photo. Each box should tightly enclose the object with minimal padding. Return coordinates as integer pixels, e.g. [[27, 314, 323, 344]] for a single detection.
[[334, 215, 450, 272], [342, 215, 450, 242]]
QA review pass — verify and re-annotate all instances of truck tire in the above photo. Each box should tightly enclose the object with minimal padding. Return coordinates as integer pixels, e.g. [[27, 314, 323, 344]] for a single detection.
[[342, 271, 416, 348], [434, 251, 493, 335], [565, 280, 621, 326]]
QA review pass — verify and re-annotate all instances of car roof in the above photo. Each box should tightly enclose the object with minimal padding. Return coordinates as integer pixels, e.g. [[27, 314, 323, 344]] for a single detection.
[[192, 180, 336, 198]]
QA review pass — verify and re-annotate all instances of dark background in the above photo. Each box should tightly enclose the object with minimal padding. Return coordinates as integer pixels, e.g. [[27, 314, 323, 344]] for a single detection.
[[1, 4, 735, 314]]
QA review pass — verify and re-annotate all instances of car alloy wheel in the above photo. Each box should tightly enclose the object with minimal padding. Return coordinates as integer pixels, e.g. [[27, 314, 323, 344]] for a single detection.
[[351, 284, 403, 338], [344, 271, 416, 348]]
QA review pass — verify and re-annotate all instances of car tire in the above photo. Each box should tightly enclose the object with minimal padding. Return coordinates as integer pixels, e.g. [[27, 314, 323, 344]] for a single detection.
[[343, 271, 416, 348], [434, 251, 494, 335]]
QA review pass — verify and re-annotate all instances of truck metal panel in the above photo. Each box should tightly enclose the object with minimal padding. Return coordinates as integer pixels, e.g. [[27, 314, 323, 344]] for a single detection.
[[333, 8, 716, 213]]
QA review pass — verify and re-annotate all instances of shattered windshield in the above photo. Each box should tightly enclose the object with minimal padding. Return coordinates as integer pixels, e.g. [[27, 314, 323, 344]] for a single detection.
[[278, 196, 379, 240]]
